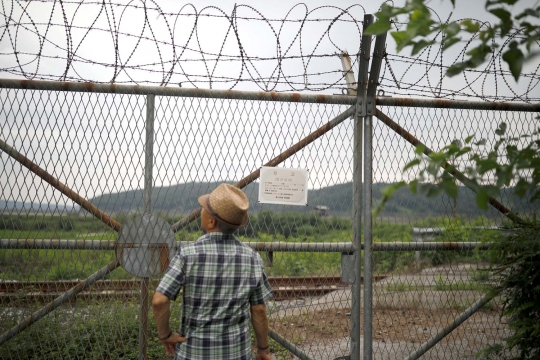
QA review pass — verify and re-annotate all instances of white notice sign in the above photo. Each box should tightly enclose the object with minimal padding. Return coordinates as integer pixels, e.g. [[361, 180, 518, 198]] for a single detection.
[[258, 166, 308, 206]]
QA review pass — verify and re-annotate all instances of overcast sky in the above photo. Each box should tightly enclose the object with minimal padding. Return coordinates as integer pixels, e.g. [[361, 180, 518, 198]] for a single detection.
[[0, 0, 538, 211]]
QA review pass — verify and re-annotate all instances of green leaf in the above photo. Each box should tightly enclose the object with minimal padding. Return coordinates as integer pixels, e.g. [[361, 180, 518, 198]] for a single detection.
[[486, 0, 519, 7], [476, 190, 489, 211], [502, 41, 524, 81], [409, 179, 419, 194], [525, 38, 540, 55], [446, 62, 468, 77], [365, 20, 392, 35], [518, 21, 538, 35], [404, 158, 421, 171], [461, 19, 480, 33], [456, 147, 472, 157], [408, 9, 435, 37], [479, 27, 496, 43], [372, 181, 406, 217], [465, 135, 475, 144], [477, 158, 499, 173], [429, 151, 448, 163], [443, 180, 459, 199], [381, 181, 407, 197], [415, 144, 426, 155], [442, 37, 461, 51], [466, 44, 492, 67], [515, 7, 540, 20], [495, 122, 507, 136], [514, 179, 530, 198], [475, 139, 487, 146], [391, 31, 412, 53], [421, 183, 444, 198], [489, 8, 512, 36], [412, 40, 435, 55], [443, 22, 461, 37]]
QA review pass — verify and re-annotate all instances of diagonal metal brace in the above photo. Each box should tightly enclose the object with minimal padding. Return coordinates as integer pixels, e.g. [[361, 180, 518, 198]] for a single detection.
[[366, 33, 387, 116], [356, 15, 373, 117]]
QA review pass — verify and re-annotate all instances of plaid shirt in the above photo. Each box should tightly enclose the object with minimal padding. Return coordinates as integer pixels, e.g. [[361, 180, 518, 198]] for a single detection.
[[156, 232, 273, 360]]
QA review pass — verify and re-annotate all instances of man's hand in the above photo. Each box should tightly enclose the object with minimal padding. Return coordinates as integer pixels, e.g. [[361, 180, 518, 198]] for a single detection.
[[159, 332, 186, 356], [256, 348, 272, 360]]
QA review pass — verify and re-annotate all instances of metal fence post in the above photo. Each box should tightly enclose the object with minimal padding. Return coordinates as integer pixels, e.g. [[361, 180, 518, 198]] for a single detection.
[[351, 14, 373, 360], [363, 29, 387, 360], [140, 94, 155, 360]]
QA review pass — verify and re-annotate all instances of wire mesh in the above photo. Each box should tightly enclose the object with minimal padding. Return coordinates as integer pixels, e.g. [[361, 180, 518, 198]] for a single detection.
[[370, 105, 539, 359], [0, 86, 359, 359]]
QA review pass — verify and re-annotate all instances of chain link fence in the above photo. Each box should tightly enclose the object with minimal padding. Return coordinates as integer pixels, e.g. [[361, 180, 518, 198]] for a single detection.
[[369, 104, 540, 359], [1, 80, 539, 360]]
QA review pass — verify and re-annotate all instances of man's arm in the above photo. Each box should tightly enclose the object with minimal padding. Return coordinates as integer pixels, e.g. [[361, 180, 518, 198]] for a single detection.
[[152, 291, 186, 356], [250, 303, 272, 360]]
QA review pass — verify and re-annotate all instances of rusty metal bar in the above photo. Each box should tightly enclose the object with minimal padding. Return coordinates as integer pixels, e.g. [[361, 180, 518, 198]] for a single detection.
[[0, 78, 352, 105], [0, 259, 120, 346], [0, 139, 121, 232], [374, 109, 525, 224], [269, 329, 313, 360], [0, 239, 494, 251], [0, 139, 124, 345], [245, 242, 356, 253], [0, 276, 366, 293], [170, 105, 356, 232], [0, 239, 356, 252], [376, 96, 540, 112], [1, 78, 540, 112], [403, 292, 497, 360], [371, 242, 489, 251], [0, 286, 344, 304]]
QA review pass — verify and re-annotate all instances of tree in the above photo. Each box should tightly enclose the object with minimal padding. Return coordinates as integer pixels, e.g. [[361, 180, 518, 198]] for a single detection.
[[367, 1, 540, 358], [365, 0, 540, 81]]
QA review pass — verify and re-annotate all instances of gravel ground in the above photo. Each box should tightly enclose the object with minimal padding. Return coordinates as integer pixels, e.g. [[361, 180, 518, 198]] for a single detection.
[[267, 264, 508, 360]]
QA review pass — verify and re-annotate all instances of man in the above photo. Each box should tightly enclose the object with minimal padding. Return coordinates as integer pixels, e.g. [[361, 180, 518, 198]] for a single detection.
[[152, 183, 273, 360]]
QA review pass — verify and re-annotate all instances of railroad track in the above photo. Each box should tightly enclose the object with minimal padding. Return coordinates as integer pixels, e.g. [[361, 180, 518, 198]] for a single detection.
[[0, 276, 386, 304]]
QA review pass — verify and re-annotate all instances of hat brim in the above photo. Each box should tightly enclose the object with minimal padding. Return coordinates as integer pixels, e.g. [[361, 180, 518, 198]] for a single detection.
[[198, 194, 249, 228], [198, 194, 210, 211]]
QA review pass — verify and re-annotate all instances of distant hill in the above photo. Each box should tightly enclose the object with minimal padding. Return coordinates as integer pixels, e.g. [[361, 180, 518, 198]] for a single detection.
[[88, 181, 540, 219], [3, 182, 536, 218], [0, 200, 80, 214]]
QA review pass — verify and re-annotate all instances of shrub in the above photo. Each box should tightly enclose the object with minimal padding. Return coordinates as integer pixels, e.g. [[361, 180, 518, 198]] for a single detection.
[[478, 224, 540, 359]]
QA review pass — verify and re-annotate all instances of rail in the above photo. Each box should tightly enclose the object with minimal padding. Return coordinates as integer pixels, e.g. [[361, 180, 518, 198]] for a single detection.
[[0, 276, 387, 304]]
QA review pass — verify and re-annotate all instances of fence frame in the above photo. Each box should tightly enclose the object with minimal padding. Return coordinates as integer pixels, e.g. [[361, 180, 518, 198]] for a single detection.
[[1, 57, 540, 359]]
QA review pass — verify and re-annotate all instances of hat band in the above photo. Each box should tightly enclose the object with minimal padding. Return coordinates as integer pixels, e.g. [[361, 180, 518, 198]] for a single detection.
[[206, 197, 242, 227]]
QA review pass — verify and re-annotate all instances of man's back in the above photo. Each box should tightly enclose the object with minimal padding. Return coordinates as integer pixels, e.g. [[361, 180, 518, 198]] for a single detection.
[[156, 232, 272, 359]]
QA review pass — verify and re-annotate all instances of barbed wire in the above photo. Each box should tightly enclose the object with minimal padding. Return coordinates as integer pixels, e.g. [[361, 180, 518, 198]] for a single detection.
[[0, 0, 538, 102]]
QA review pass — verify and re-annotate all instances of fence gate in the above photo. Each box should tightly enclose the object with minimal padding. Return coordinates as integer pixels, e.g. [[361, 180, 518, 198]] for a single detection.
[[1, 13, 540, 360]]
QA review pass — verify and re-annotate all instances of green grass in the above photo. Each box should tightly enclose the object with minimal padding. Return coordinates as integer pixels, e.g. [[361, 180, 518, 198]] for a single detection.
[[0, 299, 288, 360], [0, 301, 174, 360], [0, 213, 500, 281], [434, 276, 489, 292]]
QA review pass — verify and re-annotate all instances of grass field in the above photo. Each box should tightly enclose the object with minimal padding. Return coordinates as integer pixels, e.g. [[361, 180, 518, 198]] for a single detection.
[[0, 212, 503, 359], [0, 212, 499, 280]]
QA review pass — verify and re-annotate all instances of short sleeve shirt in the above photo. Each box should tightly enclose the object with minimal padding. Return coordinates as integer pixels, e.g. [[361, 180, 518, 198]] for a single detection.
[[156, 232, 273, 360]]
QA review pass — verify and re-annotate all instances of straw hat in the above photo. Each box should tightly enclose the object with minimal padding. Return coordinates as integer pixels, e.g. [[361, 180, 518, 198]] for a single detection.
[[198, 184, 249, 227]]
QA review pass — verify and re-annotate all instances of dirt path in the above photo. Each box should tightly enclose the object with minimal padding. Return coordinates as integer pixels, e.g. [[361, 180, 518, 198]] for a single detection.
[[267, 264, 507, 359]]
